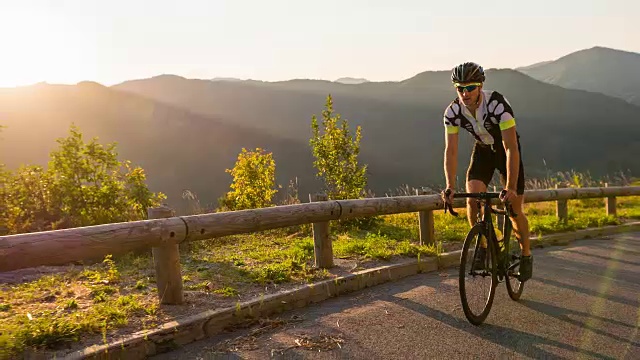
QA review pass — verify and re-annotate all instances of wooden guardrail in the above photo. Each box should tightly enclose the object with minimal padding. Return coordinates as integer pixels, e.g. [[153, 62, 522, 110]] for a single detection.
[[1, 185, 638, 304]]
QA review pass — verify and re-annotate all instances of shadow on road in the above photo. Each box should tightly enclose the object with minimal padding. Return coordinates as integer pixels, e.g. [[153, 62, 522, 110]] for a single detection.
[[392, 297, 617, 360], [535, 273, 638, 308], [520, 299, 639, 345], [561, 247, 640, 267], [586, 241, 640, 257]]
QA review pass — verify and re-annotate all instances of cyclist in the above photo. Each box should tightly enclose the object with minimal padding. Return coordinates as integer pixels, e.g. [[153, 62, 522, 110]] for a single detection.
[[441, 62, 532, 282]]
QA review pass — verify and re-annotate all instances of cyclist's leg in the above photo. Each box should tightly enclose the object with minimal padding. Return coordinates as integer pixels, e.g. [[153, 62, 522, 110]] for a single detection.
[[496, 139, 532, 280], [466, 142, 494, 227], [466, 143, 495, 271], [466, 180, 487, 226], [496, 140, 530, 256], [510, 196, 530, 256], [467, 178, 490, 269], [511, 193, 532, 281]]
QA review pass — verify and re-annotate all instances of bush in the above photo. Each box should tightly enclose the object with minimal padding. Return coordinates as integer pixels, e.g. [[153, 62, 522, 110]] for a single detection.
[[219, 147, 277, 211], [0, 124, 165, 234], [310, 95, 367, 201]]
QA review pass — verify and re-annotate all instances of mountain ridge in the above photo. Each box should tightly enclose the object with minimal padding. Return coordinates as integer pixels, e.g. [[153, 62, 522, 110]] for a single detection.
[[111, 64, 640, 187], [1, 45, 639, 213], [517, 46, 640, 106]]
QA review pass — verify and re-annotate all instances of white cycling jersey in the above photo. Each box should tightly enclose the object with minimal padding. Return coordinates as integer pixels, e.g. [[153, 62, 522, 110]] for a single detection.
[[443, 90, 516, 145]]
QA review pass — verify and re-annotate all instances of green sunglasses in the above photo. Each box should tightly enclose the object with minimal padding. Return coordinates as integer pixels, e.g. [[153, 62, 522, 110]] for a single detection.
[[455, 83, 482, 93]]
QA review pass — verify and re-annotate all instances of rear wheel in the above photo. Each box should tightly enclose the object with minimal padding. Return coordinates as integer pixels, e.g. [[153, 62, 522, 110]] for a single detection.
[[459, 223, 497, 325], [493, 213, 524, 300]]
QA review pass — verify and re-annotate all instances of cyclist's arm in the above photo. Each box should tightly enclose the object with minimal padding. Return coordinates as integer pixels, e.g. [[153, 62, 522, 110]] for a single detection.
[[444, 131, 458, 190], [501, 126, 519, 192], [496, 93, 519, 192]]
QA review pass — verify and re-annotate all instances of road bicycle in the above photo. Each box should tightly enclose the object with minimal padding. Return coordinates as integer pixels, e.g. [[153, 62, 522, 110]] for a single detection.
[[443, 189, 524, 325]]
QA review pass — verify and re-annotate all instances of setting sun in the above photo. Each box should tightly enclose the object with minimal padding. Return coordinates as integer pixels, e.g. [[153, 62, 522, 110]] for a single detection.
[[0, 5, 94, 87]]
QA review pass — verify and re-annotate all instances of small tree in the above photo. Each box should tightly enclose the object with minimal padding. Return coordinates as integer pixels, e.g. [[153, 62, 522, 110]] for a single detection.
[[310, 95, 367, 200], [47, 124, 166, 226], [2, 165, 59, 233], [0, 124, 166, 233], [221, 147, 277, 210]]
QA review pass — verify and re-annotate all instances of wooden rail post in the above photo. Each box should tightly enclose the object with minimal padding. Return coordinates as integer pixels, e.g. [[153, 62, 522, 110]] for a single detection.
[[556, 184, 568, 223], [148, 206, 184, 305], [416, 189, 435, 245], [605, 183, 617, 216], [309, 193, 333, 268]]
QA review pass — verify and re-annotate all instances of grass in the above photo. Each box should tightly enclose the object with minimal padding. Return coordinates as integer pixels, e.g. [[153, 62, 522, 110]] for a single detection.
[[0, 255, 159, 359], [1, 190, 639, 358], [182, 231, 322, 288]]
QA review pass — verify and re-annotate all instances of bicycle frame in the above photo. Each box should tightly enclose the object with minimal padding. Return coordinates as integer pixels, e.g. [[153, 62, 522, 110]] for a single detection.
[[444, 190, 525, 324], [444, 191, 517, 278]]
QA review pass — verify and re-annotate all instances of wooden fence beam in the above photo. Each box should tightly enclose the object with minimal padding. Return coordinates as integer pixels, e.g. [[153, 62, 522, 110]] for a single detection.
[[0, 215, 187, 272], [2, 186, 639, 273], [336, 195, 446, 220], [181, 201, 341, 242]]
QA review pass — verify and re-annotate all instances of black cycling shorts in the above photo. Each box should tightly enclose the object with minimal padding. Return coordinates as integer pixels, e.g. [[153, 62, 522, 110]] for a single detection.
[[466, 140, 525, 195]]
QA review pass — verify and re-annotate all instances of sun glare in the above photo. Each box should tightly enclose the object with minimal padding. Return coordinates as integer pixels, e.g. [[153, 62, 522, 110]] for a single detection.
[[0, 7, 92, 88]]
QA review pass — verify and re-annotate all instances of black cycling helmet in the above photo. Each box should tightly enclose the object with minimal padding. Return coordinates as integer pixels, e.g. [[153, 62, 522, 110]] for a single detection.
[[451, 62, 485, 83]]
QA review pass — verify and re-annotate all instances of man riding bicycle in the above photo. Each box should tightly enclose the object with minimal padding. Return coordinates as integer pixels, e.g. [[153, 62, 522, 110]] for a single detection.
[[441, 62, 533, 282]]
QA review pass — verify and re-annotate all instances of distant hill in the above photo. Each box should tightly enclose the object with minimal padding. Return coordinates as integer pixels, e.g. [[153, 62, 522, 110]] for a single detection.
[[211, 77, 244, 82], [114, 67, 640, 188], [517, 60, 553, 71], [0, 83, 325, 213], [517, 46, 640, 106], [335, 77, 370, 85], [0, 82, 413, 213], [2, 48, 639, 214]]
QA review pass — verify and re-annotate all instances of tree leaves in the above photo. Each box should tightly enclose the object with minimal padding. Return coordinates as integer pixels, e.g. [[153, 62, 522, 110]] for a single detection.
[[0, 124, 165, 234], [221, 148, 277, 211], [310, 95, 367, 200]]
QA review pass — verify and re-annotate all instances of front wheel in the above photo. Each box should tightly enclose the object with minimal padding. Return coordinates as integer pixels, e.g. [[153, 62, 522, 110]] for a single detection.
[[459, 223, 497, 325]]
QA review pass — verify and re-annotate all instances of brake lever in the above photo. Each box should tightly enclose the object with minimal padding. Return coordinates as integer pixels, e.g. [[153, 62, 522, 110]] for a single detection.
[[499, 189, 518, 218], [443, 189, 459, 217], [445, 202, 459, 216]]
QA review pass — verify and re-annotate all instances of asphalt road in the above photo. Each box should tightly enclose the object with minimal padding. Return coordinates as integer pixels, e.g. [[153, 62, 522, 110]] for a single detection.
[[152, 232, 640, 360]]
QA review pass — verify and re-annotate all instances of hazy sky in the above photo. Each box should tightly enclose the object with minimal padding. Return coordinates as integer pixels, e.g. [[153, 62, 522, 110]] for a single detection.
[[1, 0, 638, 87]]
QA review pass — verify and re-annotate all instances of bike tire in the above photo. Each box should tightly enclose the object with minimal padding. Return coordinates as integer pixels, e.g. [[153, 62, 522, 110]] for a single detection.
[[500, 219, 525, 301], [506, 267, 525, 300], [459, 223, 497, 325], [505, 247, 525, 300]]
